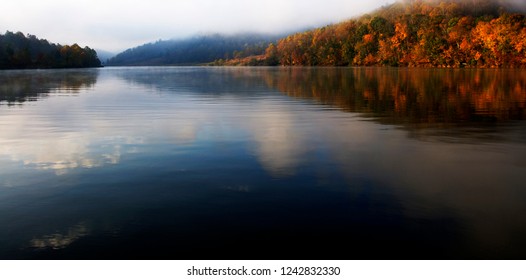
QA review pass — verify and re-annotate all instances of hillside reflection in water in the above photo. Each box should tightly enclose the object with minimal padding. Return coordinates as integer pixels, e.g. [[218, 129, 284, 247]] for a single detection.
[[0, 67, 525, 259]]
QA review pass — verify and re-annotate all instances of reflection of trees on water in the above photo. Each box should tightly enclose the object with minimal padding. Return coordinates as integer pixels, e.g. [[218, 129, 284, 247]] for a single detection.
[[263, 67, 526, 124], [0, 70, 99, 105]]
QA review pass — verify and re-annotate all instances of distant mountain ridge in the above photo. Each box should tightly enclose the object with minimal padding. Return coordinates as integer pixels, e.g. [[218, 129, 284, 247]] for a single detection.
[[95, 49, 116, 64], [106, 33, 279, 66]]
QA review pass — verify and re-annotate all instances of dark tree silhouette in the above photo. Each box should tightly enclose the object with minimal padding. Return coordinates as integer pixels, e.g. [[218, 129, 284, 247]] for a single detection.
[[0, 31, 101, 69]]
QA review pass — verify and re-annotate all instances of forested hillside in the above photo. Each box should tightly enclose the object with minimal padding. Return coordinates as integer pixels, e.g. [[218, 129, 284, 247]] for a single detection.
[[106, 34, 277, 66], [231, 0, 526, 67], [0, 31, 101, 69]]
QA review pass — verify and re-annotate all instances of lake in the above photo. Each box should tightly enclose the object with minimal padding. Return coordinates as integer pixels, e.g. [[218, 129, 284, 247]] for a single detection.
[[1, 67, 525, 259]]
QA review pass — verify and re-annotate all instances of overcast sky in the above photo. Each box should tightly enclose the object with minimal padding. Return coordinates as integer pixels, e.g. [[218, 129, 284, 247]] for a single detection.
[[1, 0, 395, 53]]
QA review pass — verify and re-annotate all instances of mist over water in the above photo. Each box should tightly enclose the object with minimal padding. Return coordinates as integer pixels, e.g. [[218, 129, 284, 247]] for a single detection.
[[1, 67, 525, 259]]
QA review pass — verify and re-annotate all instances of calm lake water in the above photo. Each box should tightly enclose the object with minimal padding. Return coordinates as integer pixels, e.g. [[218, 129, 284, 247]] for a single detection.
[[1, 67, 525, 259]]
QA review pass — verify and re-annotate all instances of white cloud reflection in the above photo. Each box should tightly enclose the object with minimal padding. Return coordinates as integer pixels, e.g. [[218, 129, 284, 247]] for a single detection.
[[247, 109, 308, 177], [30, 222, 89, 250], [0, 115, 130, 176]]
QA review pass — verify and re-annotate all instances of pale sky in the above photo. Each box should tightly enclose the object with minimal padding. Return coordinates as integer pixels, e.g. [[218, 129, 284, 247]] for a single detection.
[[0, 0, 395, 52]]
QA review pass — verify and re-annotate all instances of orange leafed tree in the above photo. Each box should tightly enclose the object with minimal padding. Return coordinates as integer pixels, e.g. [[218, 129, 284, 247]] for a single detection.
[[259, 0, 526, 68]]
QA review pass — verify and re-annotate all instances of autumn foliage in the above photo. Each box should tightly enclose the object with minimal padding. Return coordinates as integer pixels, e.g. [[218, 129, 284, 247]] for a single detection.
[[263, 67, 526, 123], [251, 0, 526, 67]]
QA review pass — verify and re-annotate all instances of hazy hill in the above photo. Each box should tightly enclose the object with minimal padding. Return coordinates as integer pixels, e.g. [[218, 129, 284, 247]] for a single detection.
[[95, 49, 116, 64], [106, 33, 278, 66], [226, 0, 526, 67], [0, 31, 101, 69]]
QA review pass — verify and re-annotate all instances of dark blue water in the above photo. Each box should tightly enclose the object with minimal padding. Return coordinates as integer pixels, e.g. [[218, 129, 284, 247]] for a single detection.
[[1, 67, 525, 259]]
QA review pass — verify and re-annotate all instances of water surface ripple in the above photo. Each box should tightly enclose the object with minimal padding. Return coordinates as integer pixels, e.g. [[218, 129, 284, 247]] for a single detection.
[[1, 67, 525, 259]]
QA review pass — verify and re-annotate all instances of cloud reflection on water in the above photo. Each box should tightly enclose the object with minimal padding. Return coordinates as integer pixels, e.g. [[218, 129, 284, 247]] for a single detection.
[[247, 108, 307, 177], [30, 222, 89, 250], [0, 67, 525, 258]]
